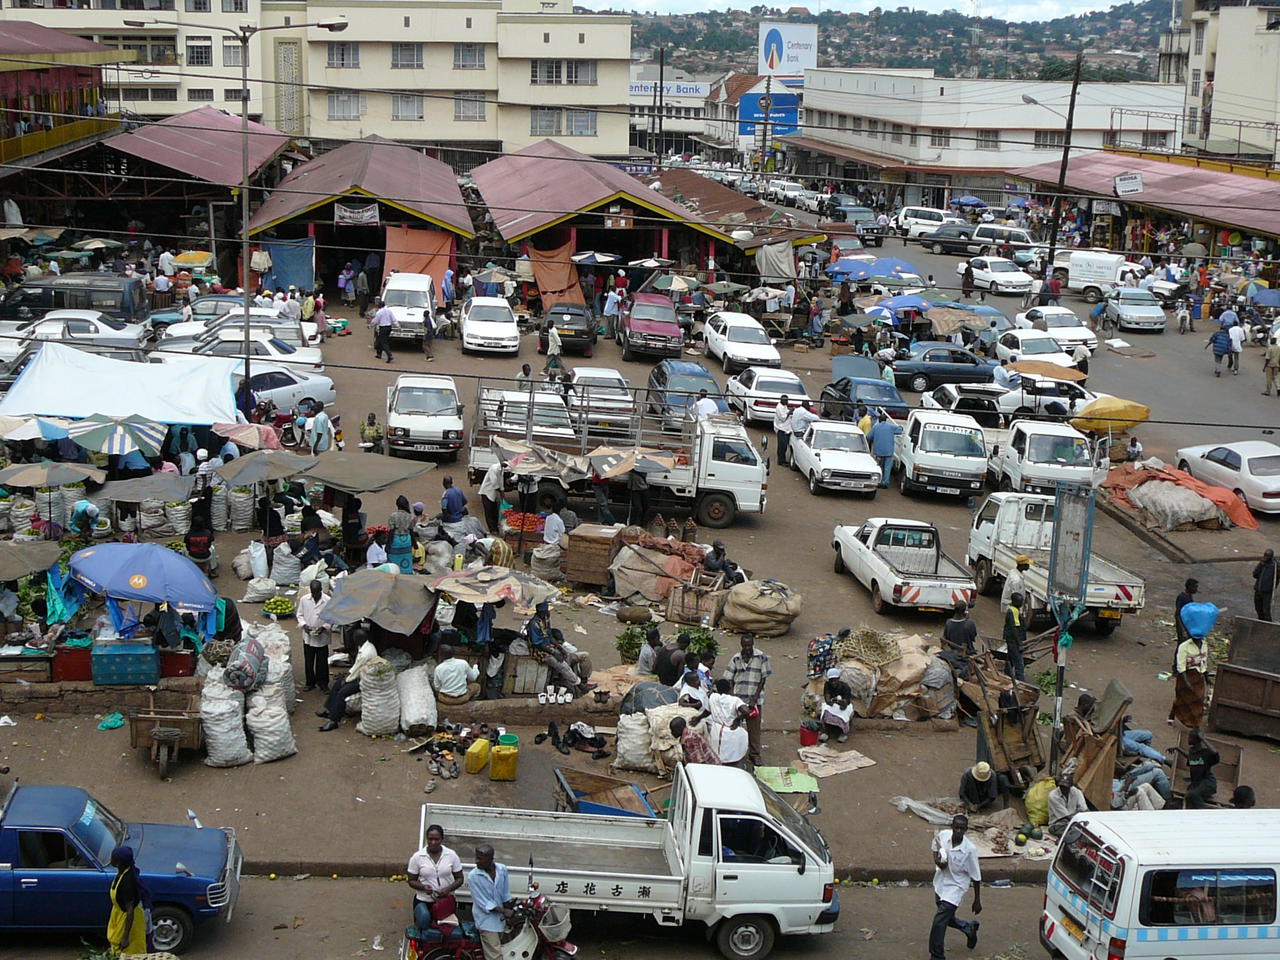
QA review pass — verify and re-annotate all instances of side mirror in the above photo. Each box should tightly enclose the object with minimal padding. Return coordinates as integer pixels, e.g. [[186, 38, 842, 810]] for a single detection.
[[456, 404, 466, 416], [760, 434, 769, 450], [991, 444, 1000, 457]]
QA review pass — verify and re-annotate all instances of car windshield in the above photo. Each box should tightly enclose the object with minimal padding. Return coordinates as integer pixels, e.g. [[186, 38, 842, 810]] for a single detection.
[[921, 426, 985, 457], [812, 429, 868, 453], [988, 261, 1020, 273], [502, 400, 571, 428], [1248, 455, 1280, 477], [575, 376, 627, 393], [1027, 434, 1091, 466], [728, 326, 770, 345], [268, 337, 295, 354], [758, 780, 830, 864], [632, 302, 678, 324], [853, 381, 902, 404], [68, 796, 126, 866], [756, 377, 802, 394], [395, 387, 456, 415], [669, 375, 717, 399], [1021, 338, 1063, 356], [1041, 315, 1078, 329], [1118, 290, 1159, 305], [384, 289, 432, 309], [468, 305, 514, 324]]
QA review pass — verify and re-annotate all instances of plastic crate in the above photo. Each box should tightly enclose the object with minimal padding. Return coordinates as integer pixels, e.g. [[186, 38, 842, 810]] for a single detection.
[[52, 645, 93, 682]]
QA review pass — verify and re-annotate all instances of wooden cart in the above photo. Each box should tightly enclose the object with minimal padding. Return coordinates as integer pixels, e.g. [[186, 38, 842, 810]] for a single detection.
[[959, 652, 1044, 790], [128, 693, 203, 780]]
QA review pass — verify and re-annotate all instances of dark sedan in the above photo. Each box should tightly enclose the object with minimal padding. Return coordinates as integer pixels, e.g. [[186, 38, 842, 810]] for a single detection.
[[646, 359, 729, 429], [818, 375, 909, 421], [889, 341, 997, 392], [920, 224, 976, 255], [538, 302, 597, 356]]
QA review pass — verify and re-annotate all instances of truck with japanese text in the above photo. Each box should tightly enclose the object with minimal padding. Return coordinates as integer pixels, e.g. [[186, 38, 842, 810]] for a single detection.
[[831, 517, 977, 614]]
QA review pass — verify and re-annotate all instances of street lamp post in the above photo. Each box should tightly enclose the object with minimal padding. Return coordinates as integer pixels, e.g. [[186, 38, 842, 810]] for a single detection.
[[125, 17, 347, 417], [1021, 52, 1083, 286]]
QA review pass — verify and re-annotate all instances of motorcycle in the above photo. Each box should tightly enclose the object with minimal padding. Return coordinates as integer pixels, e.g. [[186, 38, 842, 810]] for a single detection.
[[401, 884, 576, 960]]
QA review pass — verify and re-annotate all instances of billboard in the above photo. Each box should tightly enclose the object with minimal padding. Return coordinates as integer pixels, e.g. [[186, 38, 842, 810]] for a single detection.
[[757, 22, 818, 77], [628, 81, 711, 99], [737, 92, 799, 137]]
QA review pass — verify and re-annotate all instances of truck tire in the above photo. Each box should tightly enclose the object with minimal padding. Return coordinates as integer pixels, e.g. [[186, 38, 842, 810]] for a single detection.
[[898, 470, 912, 495], [621, 340, 634, 362], [1082, 286, 1101, 304], [833, 545, 847, 573], [536, 482, 567, 515], [716, 915, 776, 960], [999, 475, 1014, 492], [695, 492, 735, 528], [1094, 617, 1119, 636], [150, 905, 195, 954], [871, 581, 888, 615], [974, 558, 997, 596]]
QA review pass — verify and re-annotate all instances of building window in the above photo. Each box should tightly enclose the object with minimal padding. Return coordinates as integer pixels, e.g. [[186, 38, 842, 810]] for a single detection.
[[867, 118, 879, 138], [392, 94, 424, 120], [531, 106, 561, 136], [1102, 130, 1118, 146], [890, 123, 903, 143], [185, 36, 212, 66], [543, 32, 550, 43], [530, 60, 562, 84], [187, 88, 214, 101], [224, 87, 248, 102], [150, 88, 178, 102], [453, 43, 485, 69], [121, 88, 149, 101], [1187, 107, 1198, 135], [404, 16, 411, 27], [1141, 130, 1169, 148], [565, 59, 596, 84], [1193, 20, 1205, 55], [327, 42, 359, 68], [221, 0, 246, 11], [1190, 68, 1201, 97], [530, 59, 596, 85], [975, 129, 999, 150], [566, 108, 597, 136], [850, 116, 863, 134], [327, 90, 365, 120], [222, 39, 243, 67], [465, 16, 472, 28], [929, 128, 951, 147], [183, 0, 209, 11], [1034, 130, 1065, 149], [455, 90, 486, 121], [579, 32, 585, 43], [1268, 10, 1280, 28], [391, 43, 423, 69]]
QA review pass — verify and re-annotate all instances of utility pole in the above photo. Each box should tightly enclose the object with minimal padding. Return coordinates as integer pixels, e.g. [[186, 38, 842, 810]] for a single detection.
[[656, 47, 666, 158], [1043, 51, 1083, 286], [758, 76, 773, 175]]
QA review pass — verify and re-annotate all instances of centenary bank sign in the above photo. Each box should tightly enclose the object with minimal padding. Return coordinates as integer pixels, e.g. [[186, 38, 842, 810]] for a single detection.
[[757, 22, 818, 77]]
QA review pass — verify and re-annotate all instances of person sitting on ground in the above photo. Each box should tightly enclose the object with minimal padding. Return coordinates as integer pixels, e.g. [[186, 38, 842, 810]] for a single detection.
[[958, 761, 1007, 813], [703, 540, 746, 584], [654, 632, 691, 686], [433, 643, 481, 705], [820, 667, 854, 743], [439, 475, 468, 523], [670, 715, 720, 766], [297, 529, 348, 573], [1047, 772, 1088, 838], [318, 628, 376, 731], [1173, 728, 1220, 809], [673, 653, 710, 712], [635, 626, 663, 675], [525, 601, 596, 696], [1230, 785, 1256, 809], [705, 678, 750, 766]]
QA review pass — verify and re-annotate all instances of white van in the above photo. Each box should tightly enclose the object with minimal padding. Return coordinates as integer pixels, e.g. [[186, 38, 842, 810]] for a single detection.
[[384, 373, 464, 460], [1053, 251, 1126, 303], [1042, 810, 1280, 960], [970, 224, 1038, 253], [896, 206, 952, 239], [380, 272, 437, 344]]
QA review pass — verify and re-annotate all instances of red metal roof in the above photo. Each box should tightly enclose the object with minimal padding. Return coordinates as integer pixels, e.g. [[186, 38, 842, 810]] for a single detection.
[[0, 21, 117, 57], [1011, 151, 1280, 239], [248, 135, 473, 237], [106, 106, 289, 188], [470, 138, 728, 243]]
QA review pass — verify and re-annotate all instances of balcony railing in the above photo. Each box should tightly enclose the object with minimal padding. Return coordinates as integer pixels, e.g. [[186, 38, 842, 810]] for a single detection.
[[0, 114, 119, 164]]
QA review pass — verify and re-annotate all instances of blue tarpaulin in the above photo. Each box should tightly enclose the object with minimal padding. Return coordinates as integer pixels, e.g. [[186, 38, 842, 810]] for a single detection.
[[258, 238, 315, 293]]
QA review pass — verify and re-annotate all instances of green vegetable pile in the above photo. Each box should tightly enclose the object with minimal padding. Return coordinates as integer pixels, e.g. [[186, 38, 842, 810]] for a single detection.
[[615, 623, 647, 664], [165, 540, 185, 553], [263, 596, 295, 616]]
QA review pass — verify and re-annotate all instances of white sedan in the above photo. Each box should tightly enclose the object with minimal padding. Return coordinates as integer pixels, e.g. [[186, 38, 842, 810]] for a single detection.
[[725, 367, 809, 422], [174, 328, 325, 370], [994, 329, 1075, 368], [240, 363, 336, 411], [788, 419, 880, 497], [1176, 440, 1280, 513], [957, 256, 1034, 295], [566, 366, 636, 430], [1014, 306, 1098, 352]]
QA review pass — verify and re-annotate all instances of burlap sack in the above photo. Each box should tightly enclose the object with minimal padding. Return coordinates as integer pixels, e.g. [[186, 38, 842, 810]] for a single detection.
[[719, 579, 802, 637]]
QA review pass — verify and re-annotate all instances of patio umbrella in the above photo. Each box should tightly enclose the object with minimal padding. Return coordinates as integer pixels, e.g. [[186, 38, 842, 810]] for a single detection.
[[703, 280, 749, 295], [213, 448, 317, 485], [69, 542, 216, 614], [587, 445, 676, 479], [1069, 397, 1151, 434], [628, 257, 674, 268], [428, 565, 558, 613], [867, 257, 920, 277], [869, 275, 923, 289], [650, 274, 700, 292], [71, 237, 125, 251], [1008, 360, 1087, 382], [880, 294, 932, 313], [955, 195, 987, 207], [0, 415, 69, 441], [570, 251, 619, 264], [319, 567, 437, 635], [0, 540, 60, 581], [297, 448, 434, 494], [833, 313, 879, 330], [211, 422, 283, 451], [865, 305, 896, 325], [1252, 288, 1280, 307], [472, 266, 516, 284], [0, 461, 105, 487], [825, 259, 872, 279], [65, 414, 167, 457], [1008, 196, 1030, 208]]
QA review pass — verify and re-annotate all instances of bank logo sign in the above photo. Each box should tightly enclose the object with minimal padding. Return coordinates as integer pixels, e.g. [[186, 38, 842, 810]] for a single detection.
[[757, 22, 817, 77]]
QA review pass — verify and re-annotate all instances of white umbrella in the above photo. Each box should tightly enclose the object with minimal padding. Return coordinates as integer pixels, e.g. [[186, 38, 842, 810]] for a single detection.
[[629, 257, 675, 268]]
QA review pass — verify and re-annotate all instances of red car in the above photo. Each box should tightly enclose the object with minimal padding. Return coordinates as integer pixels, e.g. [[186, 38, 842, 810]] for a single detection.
[[616, 292, 683, 361]]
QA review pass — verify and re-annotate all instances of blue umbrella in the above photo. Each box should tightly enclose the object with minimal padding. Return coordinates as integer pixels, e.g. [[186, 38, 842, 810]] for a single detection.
[[867, 257, 920, 277], [825, 258, 872, 279], [1007, 196, 1030, 208], [69, 542, 216, 614], [880, 294, 933, 313], [955, 195, 988, 207], [1251, 288, 1280, 307]]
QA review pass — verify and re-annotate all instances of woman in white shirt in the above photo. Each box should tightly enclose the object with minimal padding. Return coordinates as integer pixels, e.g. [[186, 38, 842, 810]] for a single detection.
[[407, 824, 465, 934]]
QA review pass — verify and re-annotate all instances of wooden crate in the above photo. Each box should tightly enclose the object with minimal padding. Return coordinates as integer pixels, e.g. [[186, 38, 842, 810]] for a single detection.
[[0, 653, 51, 683], [502, 654, 552, 696], [564, 523, 622, 586], [666, 583, 727, 626]]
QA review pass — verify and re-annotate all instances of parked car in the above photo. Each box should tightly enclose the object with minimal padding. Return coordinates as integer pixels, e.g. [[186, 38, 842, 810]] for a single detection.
[[384, 374, 465, 460], [174, 328, 324, 370], [919, 382, 1004, 430], [956, 257, 1034, 296], [778, 182, 807, 207], [566, 365, 636, 431], [969, 224, 1039, 257], [646, 359, 728, 429], [1103, 286, 1167, 332], [1176, 440, 1280, 512], [149, 293, 262, 330], [0, 309, 150, 361], [240, 362, 337, 412], [380, 272, 437, 345], [538, 301, 596, 356], [789, 419, 880, 497], [160, 321, 310, 357], [0, 343, 155, 394], [994, 329, 1075, 367], [738, 178, 760, 198], [617, 292, 683, 362], [703, 311, 781, 373], [833, 204, 888, 246], [894, 206, 952, 239], [725, 366, 808, 422], [922, 378, 1104, 422], [160, 311, 310, 346], [1014, 306, 1097, 352], [461, 296, 521, 354], [818, 355, 909, 420], [890, 341, 997, 392], [798, 189, 825, 214], [0, 273, 149, 326], [832, 518, 976, 613], [921, 223, 976, 255]]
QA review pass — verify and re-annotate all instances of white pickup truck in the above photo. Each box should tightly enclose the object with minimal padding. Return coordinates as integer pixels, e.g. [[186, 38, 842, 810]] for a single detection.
[[987, 419, 1107, 495], [893, 409, 988, 498], [424, 763, 838, 960], [832, 517, 976, 614], [384, 374, 465, 460], [967, 492, 1145, 635]]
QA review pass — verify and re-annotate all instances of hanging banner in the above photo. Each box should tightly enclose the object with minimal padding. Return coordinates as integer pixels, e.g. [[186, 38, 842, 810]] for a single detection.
[[334, 201, 380, 226]]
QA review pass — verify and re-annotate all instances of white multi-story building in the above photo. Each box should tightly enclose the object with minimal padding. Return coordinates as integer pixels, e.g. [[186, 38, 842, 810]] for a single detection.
[[628, 61, 712, 158], [1, 0, 632, 163], [787, 68, 1183, 207]]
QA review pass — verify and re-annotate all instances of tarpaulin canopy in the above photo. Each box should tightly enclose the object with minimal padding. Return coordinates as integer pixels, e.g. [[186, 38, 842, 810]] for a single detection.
[[298, 449, 434, 494], [530, 240, 584, 306], [384, 226, 454, 307], [97, 474, 195, 504], [320, 568, 436, 634], [587, 446, 676, 479], [256, 238, 315, 294], [0, 540, 60, 581], [427, 566, 558, 613], [0, 343, 239, 424], [755, 241, 796, 284], [491, 437, 589, 482], [1102, 463, 1259, 531]]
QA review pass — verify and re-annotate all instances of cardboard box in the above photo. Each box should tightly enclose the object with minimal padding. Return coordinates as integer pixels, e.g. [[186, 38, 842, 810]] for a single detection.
[[829, 341, 851, 356]]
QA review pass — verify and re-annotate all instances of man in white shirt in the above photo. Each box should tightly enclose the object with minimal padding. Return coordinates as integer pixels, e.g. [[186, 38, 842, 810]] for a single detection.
[[773, 396, 794, 467], [1047, 772, 1088, 839], [296, 579, 331, 692], [691, 389, 719, 421], [1228, 321, 1246, 375], [603, 288, 622, 337], [542, 508, 566, 545], [930, 814, 982, 960], [791, 401, 819, 439], [153, 273, 172, 294], [479, 460, 504, 534], [282, 295, 302, 322], [158, 248, 176, 277], [433, 643, 481, 703], [1001, 555, 1031, 614]]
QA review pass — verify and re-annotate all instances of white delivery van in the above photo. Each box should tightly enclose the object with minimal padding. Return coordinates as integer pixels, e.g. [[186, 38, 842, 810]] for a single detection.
[[1053, 251, 1126, 303], [1042, 810, 1280, 960], [896, 206, 951, 239], [380, 272, 437, 344]]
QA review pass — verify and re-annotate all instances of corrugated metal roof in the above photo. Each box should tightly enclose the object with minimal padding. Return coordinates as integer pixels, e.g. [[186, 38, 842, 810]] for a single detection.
[[0, 21, 116, 57], [470, 138, 730, 243], [248, 135, 473, 238], [1011, 151, 1280, 239], [107, 106, 289, 188]]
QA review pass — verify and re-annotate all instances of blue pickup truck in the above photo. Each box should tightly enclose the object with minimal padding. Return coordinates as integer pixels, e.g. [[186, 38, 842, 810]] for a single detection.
[[0, 781, 242, 952]]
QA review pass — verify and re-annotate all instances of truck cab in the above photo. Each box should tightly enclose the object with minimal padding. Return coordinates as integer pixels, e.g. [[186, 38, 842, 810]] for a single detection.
[[987, 419, 1106, 495], [893, 409, 987, 497], [380, 272, 437, 343], [683, 416, 768, 527], [384, 374, 464, 460]]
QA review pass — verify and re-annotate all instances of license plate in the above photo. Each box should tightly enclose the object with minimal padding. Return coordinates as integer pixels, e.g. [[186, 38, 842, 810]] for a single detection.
[[938, 487, 960, 495], [1059, 913, 1085, 942], [558, 328, 573, 335], [1098, 608, 1122, 619]]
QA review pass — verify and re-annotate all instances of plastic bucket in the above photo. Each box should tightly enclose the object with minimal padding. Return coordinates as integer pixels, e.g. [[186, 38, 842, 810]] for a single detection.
[[799, 726, 820, 747], [497, 734, 519, 747]]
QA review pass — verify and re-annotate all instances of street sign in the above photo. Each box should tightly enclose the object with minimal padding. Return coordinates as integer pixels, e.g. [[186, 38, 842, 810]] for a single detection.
[[1113, 173, 1144, 197], [1048, 482, 1094, 603]]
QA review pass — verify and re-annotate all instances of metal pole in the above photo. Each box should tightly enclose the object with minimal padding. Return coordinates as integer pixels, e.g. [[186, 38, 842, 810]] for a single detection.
[[759, 76, 772, 176], [657, 47, 666, 157], [240, 28, 254, 418], [1043, 52, 1082, 285]]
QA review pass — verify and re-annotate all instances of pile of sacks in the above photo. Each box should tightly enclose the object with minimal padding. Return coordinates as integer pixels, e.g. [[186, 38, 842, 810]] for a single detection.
[[803, 630, 956, 722], [344, 640, 439, 738], [200, 622, 298, 766], [613, 699, 703, 777]]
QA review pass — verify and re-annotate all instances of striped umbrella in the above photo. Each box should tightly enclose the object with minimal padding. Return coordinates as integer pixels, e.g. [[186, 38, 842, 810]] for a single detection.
[[65, 415, 167, 456], [0, 415, 69, 441]]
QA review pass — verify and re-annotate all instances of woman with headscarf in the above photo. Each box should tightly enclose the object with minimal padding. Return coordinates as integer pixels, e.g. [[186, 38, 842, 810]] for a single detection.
[[341, 497, 366, 568], [107, 845, 148, 955], [387, 495, 415, 574], [411, 501, 433, 541]]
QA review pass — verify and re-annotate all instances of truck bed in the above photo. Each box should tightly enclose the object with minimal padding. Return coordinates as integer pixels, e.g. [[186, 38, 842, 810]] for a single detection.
[[875, 545, 971, 580], [999, 545, 1144, 608]]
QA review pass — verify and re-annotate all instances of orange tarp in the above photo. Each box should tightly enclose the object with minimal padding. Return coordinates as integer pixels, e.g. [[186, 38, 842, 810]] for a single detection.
[[384, 225, 453, 306], [529, 240, 585, 307], [1101, 463, 1260, 530]]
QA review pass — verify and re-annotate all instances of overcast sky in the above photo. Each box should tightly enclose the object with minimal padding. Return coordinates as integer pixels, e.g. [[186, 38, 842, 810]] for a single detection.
[[629, 0, 1129, 23]]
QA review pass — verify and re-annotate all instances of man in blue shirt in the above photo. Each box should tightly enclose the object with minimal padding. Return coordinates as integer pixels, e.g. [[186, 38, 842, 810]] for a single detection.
[[439, 475, 468, 523], [468, 845, 514, 960], [868, 412, 901, 488]]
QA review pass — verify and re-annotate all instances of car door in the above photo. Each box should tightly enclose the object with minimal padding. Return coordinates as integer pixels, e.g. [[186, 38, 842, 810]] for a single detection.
[[646, 366, 666, 415], [1200, 446, 1239, 489], [10, 829, 111, 929], [705, 316, 724, 359], [998, 333, 1021, 363], [790, 426, 815, 475], [922, 347, 958, 383], [713, 814, 815, 931], [970, 258, 988, 284], [727, 369, 751, 410]]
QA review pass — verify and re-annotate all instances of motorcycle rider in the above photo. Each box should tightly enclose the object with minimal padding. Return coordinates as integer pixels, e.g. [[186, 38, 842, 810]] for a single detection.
[[1176, 299, 1194, 335]]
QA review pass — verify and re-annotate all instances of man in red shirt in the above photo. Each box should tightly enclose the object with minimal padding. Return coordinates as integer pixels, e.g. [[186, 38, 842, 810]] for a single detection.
[[614, 269, 629, 294], [1046, 275, 1063, 305]]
